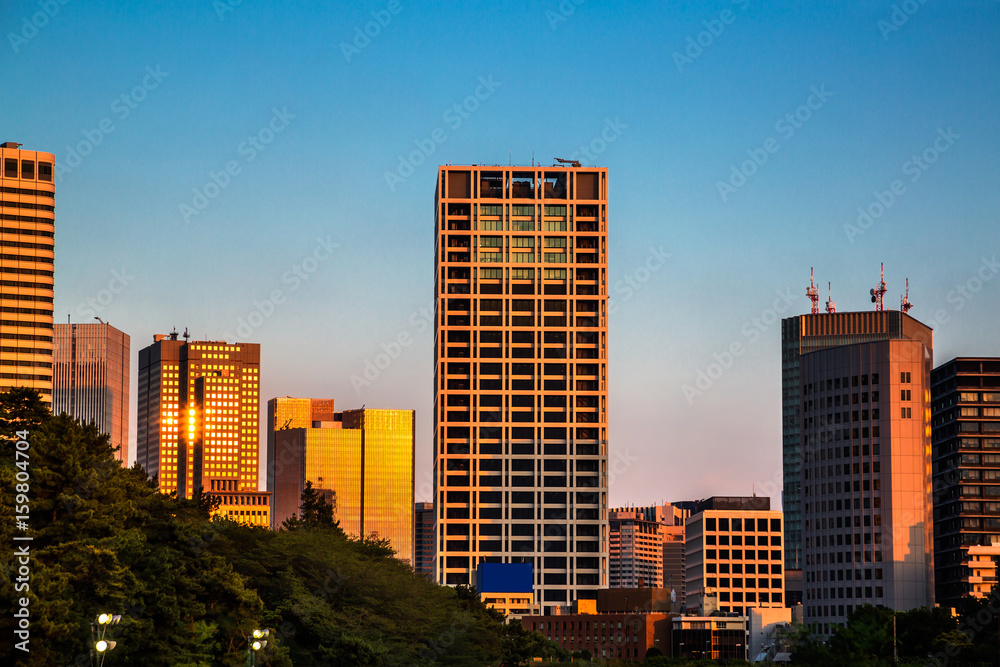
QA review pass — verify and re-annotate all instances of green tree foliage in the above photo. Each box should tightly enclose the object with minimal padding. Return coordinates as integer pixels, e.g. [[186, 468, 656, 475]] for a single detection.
[[1, 390, 562, 666]]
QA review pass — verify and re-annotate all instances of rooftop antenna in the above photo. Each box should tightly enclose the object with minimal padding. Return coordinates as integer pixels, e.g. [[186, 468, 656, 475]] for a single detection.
[[169, 327, 178, 340], [183, 326, 190, 341], [901, 278, 913, 313], [806, 268, 820, 314], [555, 158, 581, 168], [870, 263, 887, 311], [825, 282, 836, 313]]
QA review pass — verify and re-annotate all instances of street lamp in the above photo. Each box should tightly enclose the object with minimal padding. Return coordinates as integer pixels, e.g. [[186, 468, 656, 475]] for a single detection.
[[249, 628, 269, 666], [91, 613, 121, 667]]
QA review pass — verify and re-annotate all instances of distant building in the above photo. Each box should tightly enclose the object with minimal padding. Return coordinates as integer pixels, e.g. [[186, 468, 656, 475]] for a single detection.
[[272, 406, 414, 563], [671, 615, 747, 661], [136, 333, 268, 526], [609, 503, 688, 605], [53, 322, 130, 463], [782, 309, 935, 604], [477, 563, 538, 617], [932, 358, 1000, 608], [685, 496, 785, 616], [522, 608, 670, 661], [0, 142, 55, 404], [266, 397, 337, 495], [414, 501, 435, 578], [800, 330, 934, 635]]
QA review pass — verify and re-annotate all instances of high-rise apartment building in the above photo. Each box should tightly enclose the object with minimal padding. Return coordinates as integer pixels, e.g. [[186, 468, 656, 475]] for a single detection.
[[415, 501, 436, 577], [685, 496, 785, 616], [800, 330, 934, 635], [0, 142, 55, 404], [271, 406, 414, 562], [53, 322, 130, 463], [136, 333, 268, 525], [434, 165, 609, 610], [931, 357, 1000, 608], [781, 309, 935, 600], [609, 504, 687, 601]]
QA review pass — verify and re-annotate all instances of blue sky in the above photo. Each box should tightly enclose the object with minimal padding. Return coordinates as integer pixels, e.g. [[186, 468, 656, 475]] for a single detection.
[[3, 0, 999, 506]]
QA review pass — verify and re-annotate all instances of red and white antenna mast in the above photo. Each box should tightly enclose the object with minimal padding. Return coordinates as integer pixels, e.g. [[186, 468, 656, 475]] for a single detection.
[[806, 268, 820, 314], [901, 278, 913, 313], [870, 262, 887, 311], [825, 282, 836, 313]]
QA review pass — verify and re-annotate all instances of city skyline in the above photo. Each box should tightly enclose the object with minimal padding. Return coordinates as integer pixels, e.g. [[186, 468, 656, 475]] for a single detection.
[[5, 1, 1000, 510]]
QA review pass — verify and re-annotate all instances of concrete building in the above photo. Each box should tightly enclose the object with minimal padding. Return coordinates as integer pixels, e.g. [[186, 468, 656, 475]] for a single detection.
[[272, 406, 414, 563], [136, 332, 268, 525], [685, 497, 785, 617], [800, 328, 934, 635], [671, 615, 747, 661], [53, 322, 130, 463], [414, 501, 436, 578], [522, 608, 670, 661], [0, 142, 55, 404], [931, 357, 1000, 608], [609, 503, 688, 605], [434, 165, 609, 610], [782, 309, 936, 604]]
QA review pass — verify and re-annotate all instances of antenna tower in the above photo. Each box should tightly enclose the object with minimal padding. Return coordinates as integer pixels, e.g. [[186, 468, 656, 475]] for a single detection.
[[901, 278, 913, 313], [825, 283, 836, 313], [870, 263, 887, 311], [806, 268, 820, 314]]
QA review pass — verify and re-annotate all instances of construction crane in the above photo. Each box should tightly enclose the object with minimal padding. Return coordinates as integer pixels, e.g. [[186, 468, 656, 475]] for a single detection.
[[901, 278, 913, 313], [870, 263, 887, 311], [806, 268, 820, 314], [554, 158, 581, 167]]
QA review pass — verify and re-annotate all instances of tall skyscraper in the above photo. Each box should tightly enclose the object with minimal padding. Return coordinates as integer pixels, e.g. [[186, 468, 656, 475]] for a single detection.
[[931, 357, 1000, 609], [0, 142, 55, 404], [434, 165, 609, 611], [53, 322, 130, 463], [685, 496, 785, 616], [781, 309, 935, 600], [800, 330, 934, 635], [271, 406, 414, 562], [266, 396, 337, 496], [415, 501, 436, 577], [136, 332, 268, 524]]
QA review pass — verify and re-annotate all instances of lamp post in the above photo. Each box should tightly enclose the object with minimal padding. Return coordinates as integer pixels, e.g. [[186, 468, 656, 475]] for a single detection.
[[248, 628, 269, 666], [90, 613, 121, 667]]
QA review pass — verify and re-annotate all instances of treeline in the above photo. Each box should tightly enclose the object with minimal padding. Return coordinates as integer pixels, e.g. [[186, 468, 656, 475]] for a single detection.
[[0, 388, 563, 666]]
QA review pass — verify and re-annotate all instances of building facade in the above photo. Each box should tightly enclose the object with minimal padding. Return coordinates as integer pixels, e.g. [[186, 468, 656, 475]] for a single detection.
[[800, 333, 934, 635], [271, 407, 414, 562], [931, 357, 1000, 608], [0, 142, 55, 404], [522, 610, 670, 662], [685, 497, 785, 617], [609, 504, 687, 601], [781, 310, 935, 598], [433, 165, 609, 610], [136, 333, 266, 524], [266, 397, 337, 498], [53, 322, 130, 463], [415, 501, 436, 578]]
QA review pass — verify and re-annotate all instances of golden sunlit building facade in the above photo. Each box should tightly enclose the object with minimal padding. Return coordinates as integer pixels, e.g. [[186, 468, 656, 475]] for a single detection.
[[271, 405, 414, 563], [434, 165, 609, 611], [136, 332, 267, 525], [0, 142, 55, 404]]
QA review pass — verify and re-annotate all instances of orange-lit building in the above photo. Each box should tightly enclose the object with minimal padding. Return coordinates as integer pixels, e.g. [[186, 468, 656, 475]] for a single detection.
[[136, 332, 268, 525], [271, 405, 414, 563], [609, 504, 688, 601], [433, 165, 609, 610], [521, 606, 671, 661], [0, 142, 55, 404], [800, 325, 934, 635], [53, 322, 131, 463]]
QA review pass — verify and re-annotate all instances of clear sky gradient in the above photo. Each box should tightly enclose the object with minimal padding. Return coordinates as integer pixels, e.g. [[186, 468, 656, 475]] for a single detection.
[[4, 0, 999, 507]]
